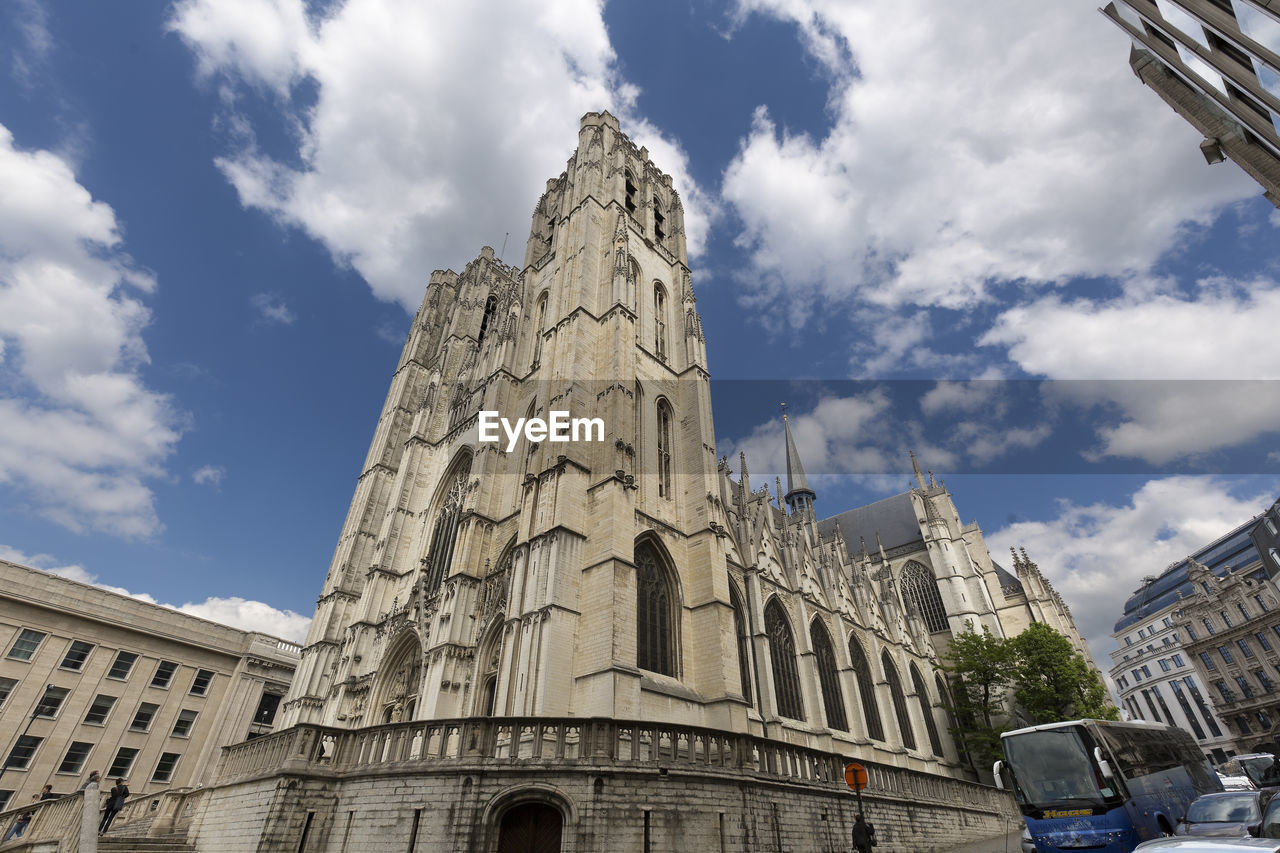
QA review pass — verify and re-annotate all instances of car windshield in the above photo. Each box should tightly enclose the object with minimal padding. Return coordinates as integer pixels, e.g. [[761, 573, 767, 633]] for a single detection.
[[1003, 727, 1115, 810], [1241, 756, 1280, 786], [1186, 795, 1260, 823]]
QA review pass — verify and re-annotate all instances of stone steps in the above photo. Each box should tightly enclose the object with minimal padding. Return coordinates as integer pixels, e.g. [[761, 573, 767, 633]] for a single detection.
[[98, 834, 196, 852]]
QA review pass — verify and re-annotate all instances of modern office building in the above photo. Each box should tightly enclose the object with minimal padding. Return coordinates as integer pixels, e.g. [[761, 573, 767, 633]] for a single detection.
[[0, 559, 299, 811], [1110, 497, 1280, 762], [1102, 0, 1280, 207]]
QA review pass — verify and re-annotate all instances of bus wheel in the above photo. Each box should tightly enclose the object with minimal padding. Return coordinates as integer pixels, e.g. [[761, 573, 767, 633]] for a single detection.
[[1158, 818, 1174, 837]]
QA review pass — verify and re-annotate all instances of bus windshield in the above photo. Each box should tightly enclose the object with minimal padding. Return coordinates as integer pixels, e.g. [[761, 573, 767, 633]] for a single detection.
[[1003, 726, 1120, 810]]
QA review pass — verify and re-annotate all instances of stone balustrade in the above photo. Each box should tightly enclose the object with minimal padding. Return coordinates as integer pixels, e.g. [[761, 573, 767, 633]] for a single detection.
[[0, 790, 86, 850], [213, 717, 1007, 813]]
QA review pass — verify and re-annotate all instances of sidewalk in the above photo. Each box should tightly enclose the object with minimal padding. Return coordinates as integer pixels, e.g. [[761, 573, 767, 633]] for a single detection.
[[935, 826, 1026, 853]]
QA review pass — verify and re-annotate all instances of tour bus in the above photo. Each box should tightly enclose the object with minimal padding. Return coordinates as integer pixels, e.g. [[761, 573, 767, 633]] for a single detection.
[[994, 719, 1222, 853]]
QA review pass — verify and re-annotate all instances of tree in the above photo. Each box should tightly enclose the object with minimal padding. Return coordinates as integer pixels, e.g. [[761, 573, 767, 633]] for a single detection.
[[942, 621, 1016, 766], [944, 621, 1117, 766], [1009, 622, 1117, 723]]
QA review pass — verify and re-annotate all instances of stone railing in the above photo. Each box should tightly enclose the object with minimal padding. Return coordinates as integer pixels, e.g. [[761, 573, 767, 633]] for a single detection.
[[0, 790, 86, 851], [104, 786, 208, 839], [214, 717, 1009, 813]]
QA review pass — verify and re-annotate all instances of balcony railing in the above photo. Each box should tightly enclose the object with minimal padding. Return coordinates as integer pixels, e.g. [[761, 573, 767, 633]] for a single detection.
[[214, 716, 1009, 812]]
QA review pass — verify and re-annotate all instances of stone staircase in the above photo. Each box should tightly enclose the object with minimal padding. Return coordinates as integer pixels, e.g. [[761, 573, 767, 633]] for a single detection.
[[98, 833, 196, 852]]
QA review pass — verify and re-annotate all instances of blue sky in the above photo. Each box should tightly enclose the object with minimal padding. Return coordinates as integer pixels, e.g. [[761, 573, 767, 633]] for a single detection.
[[1, 0, 1279, 663]]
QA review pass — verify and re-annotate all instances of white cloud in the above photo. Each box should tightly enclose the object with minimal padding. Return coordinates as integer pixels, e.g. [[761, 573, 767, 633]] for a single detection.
[[193, 464, 226, 487], [169, 0, 714, 312], [982, 278, 1280, 463], [985, 477, 1276, 666], [251, 291, 295, 325], [723, 0, 1258, 318], [8, 0, 52, 85], [1, 544, 311, 643], [0, 124, 183, 538]]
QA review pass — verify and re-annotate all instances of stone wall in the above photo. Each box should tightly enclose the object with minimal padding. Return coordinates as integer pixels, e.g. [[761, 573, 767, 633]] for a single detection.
[[185, 720, 1018, 852]]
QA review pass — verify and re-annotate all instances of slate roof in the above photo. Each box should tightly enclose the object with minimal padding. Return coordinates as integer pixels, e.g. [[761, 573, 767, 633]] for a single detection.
[[817, 492, 922, 553]]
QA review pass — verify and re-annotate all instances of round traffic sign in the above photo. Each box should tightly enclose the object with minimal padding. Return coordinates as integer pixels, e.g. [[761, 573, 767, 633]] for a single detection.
[[844, 762, 868, 791]]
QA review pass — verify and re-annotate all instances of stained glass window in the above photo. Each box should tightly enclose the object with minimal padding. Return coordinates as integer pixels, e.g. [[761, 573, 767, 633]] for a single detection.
[[765, 598, 804, 721], [849, 635, 884, 741], [810, 619, 847, 731], [636, 540, 676, 677], [900, 561, 949, 633], [882, 651, 916, 750], [910, 663, 943, 756]]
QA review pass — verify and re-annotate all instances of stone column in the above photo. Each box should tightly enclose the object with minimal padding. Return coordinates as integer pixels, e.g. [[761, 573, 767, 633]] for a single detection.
[[80, 783, 99, 853]]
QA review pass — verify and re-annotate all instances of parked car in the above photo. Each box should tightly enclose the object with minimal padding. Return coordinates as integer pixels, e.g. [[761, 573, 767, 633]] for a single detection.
[[1135, 839, 1280, 851], [1236, 754, 1280, 794], [1178, 792, 1271, 837], [1252, 790, 1280, 838]]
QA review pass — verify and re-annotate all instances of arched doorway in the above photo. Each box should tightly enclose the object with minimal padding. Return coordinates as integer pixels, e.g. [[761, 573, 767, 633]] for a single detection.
[[497, 802, 562, 853]]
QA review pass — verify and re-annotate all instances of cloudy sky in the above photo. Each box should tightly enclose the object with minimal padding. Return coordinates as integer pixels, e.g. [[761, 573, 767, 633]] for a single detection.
[[1, 0, 1278, 667]]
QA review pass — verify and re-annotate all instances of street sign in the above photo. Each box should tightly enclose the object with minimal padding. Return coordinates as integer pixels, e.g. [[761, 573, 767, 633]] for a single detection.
[[844, 762, 868, 791]]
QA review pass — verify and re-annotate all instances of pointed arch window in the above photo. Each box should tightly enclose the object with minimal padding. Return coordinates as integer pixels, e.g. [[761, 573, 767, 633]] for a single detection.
[[423, 455, 472, 591], [730, 583, 753, 704], [882, 651, 916, 750], [478, 296, 497, 345], [810, 619, 848, 731], [636, 539, 677, 677], [624, 170, 637, 215], [936, 673, 965, 760], [532, 292, 548, 366], [765, 599, 804, 721], [911, 663, 943, 756], [849, 636, 884, 741], [653, 284, 667, 360], [901, 561, 949, 633], [653, 199, 666, 242], [656, 400, 673, 500]]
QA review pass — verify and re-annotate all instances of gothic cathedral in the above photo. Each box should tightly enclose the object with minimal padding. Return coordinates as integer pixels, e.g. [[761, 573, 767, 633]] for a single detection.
[[280, 111, 1091, 783]]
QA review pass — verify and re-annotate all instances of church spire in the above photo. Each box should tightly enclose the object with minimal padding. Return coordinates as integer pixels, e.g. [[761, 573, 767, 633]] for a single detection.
[[910, 450, 927, 490], [782, 405, 816, 517]]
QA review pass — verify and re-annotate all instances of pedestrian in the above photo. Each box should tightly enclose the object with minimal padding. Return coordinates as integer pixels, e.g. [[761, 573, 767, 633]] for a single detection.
[[39, 783, 58, 800], [81, 770, 101, 791], [98, 777, 129, 836], [852, 813, 877, 852], [3, 810, 32, 842]]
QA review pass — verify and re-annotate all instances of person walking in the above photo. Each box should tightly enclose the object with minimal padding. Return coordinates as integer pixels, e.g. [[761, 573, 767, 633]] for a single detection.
[[98, 777, 129, 836], [852, 813, 877, 853], [3, 810, 32, 842], [39, 783, 58, 800]]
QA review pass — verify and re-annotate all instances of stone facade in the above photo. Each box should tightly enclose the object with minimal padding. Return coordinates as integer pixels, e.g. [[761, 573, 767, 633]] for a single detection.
[[0, 559, 299, 811]]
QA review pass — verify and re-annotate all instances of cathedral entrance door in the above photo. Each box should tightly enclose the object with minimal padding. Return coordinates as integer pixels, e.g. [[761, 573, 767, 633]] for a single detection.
[[496, 803, 562, 853]]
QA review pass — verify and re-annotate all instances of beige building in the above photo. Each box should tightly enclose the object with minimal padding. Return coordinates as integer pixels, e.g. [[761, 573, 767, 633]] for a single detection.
[[1102, 0, 1280, 207], [0, 559, 299, 811]]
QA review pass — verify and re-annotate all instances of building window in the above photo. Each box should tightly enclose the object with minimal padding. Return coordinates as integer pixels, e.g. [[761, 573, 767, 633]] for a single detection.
[[1219, 646, 1235, 665], [1259, 633, 1274, 652], [1186, 625, 1198, 641], [1236, 715, 1254, 735], [1240, 602, 1252, 621], [656, 401, 673, 500], [151, 752, 180, 784], [910, 664, 943, 757], [1160, 659, 1172, 672], [477, 296, 497, 345], [810, 620, 848, 732], [423, 454, 472, 592], [4, 735, 42, 770], [0, 677, 14, 709], [1204, 618, 1216, 635], [1255, 669, 1275, 693], [848, 635, 884, 741], [1256, 595, 1270, 613], [106, 747, 138, 779], [1142, 665, 1152, 677], [1125, 636, 1133, 646], [900, 561, 949, 633], [149, 661, 179, 689], [1173, 654, 1185, 667], [1163, 617, 1173, 628], [171, 709, 198, 738], [882, 652, 916, 750], [764, 598, 804, 720], [57, 742, 94, 775], [1132, 668, 1143, 682], [60, 640, 94, 671], [1239, 638, 1256, 659], [1138, 627, 1147, 638], [653, 285, 667, 360], [83, 694, 117, 726], [1222, 610, 1234, 628], [730, 584, 752, 704], [1235, 675, 1256, 699], [635, 540, 677, 677], [7, 628, 45, 661], [0, 792, 11, 812], [107, 650, 139, 680], [254, 693, 283, 727], [532, 293, 548, 366], [1200, 652, 1217, 671], [1169, 680, 1207, 739], [35, 686, 70, 718], [189, 669, 214, 696], [130, 702, 159, 732], [1215, 680, 1235, 703], [624, 170, 637, 215], [1184, 677, 1223, 738]]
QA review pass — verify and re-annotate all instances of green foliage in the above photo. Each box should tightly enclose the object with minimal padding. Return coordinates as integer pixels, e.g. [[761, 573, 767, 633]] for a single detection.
[[943, 620, 1116, 765]]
